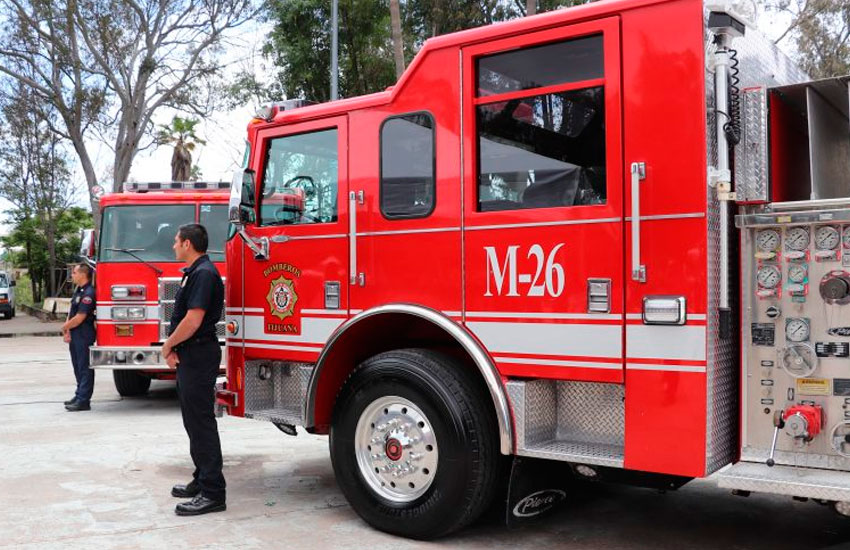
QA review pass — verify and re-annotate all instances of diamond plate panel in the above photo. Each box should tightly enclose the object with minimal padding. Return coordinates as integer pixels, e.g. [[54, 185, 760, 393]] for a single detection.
[[243, 360, 314, 426], [702, 18, 808, 475], [742, 446, 850, 472], [508, 380, 624, 467], [715, 461, 850, 502]]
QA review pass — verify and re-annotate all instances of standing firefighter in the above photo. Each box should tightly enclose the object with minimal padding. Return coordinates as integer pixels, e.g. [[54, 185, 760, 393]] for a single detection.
[[62, 264, 96, 412], [162, 224, 226, 516]]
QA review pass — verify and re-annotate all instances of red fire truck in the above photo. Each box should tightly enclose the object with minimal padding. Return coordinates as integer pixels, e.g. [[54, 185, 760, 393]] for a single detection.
[[83, 182, 229, 396], [220, 0, 850, 538]]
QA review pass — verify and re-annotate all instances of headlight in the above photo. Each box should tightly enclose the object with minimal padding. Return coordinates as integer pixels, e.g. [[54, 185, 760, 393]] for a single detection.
[[111, 285, 146, 300], [111, 306, 146, 321]]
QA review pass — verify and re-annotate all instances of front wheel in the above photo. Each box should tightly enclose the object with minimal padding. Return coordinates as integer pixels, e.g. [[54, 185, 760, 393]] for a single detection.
[[113, 370, 152, 397], [329, 348, 499, 539]]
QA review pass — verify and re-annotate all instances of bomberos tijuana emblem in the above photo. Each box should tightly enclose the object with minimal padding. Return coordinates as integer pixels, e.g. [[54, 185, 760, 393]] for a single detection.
[[266, 275, 298, 320]]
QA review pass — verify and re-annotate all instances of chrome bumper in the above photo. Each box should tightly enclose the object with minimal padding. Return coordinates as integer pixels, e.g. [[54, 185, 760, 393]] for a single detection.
[[89, 344, 225, 371]]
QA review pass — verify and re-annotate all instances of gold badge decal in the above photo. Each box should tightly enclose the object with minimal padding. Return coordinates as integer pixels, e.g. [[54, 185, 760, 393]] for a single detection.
[[266, 275, 298, 320]]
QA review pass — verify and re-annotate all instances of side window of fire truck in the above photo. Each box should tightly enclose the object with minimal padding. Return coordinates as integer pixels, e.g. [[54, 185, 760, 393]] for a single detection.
[[475, 34, 607, 212], [380, 113, 435, 218], [260, 128, 339, 226], [200, 204, 229, 262]]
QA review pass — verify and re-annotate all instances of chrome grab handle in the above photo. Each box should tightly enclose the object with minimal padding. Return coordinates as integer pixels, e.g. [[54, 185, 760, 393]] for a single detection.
[[349, 191, 357, 285], [631, 162, 646, 283]]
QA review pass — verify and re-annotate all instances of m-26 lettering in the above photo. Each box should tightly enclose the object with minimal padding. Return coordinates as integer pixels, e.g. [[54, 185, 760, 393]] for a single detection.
[[484, 244, 566, 298]]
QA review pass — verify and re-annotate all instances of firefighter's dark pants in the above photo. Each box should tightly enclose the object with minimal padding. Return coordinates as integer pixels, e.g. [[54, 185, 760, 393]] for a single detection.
[[69, 334, 95, 404], [176, 340, 226, 502]]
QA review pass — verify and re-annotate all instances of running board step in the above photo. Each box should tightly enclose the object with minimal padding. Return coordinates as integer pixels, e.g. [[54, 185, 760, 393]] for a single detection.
[[506, 380, 625, 468], [715, 461, 850, 501]]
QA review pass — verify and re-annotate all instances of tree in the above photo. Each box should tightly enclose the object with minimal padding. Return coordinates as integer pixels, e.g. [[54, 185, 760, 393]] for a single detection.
[[390, 0, 406, 78], [157, 116, 206, 182], [0, 0, 254, 215], [2, 208, 93, 303], [766, 0, 850, 78], [0, 82, 76, 299]]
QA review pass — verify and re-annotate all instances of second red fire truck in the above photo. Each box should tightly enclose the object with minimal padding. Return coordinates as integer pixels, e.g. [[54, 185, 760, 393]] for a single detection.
[[219, 0, 850, 539], [82, 182, 229, 396]]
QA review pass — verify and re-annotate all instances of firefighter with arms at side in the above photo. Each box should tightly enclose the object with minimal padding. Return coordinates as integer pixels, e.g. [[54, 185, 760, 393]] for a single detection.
[[63, 264, 96, 412], [161, 224, 226, 516]]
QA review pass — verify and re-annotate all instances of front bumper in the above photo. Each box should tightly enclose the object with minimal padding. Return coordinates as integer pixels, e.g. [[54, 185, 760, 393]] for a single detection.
[[90, 345, 225, 371]]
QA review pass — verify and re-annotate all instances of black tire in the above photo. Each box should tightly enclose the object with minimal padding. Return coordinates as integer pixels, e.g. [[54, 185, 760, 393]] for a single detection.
[[113, 370, 152, 397], [10, 308, 15, 318], [330, 348, 499, 539]]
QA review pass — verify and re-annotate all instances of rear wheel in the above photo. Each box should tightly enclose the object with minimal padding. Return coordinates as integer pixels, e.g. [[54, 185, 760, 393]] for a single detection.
[[113, 370, 152, 397], [330, 348, 499, 539]]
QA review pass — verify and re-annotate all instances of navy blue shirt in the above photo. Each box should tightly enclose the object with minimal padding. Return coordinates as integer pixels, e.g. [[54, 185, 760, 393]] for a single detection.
[[168, 254, 223, 342], [69, 282, 96, 342]]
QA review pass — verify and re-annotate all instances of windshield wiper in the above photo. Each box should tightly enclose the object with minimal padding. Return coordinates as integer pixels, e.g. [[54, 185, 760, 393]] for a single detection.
[[104, 248, 164, 275]]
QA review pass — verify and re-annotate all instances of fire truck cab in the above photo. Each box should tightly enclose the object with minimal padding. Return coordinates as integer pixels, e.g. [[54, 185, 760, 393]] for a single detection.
[[222, 0, 850, 539], [86, 182, 229, 396]]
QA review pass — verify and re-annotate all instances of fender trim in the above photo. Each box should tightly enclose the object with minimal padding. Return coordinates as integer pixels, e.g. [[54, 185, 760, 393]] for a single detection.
[[304, 304, 513, 454]]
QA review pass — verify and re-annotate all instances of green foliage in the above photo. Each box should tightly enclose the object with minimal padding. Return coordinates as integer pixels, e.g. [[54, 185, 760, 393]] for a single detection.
[[13, 273, 33, 307], [247, 0, 599, 105], [766, 0, 850, 78], [1, 207, 93, 301], [156, 117, 207, 152]]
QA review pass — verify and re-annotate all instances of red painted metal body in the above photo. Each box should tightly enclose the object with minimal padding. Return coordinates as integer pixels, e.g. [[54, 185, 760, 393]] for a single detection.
[[93, 190, 228, 377], [226, 0, 718, 479]]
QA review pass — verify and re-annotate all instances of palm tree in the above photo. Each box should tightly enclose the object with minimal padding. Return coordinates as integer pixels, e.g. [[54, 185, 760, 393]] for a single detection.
[[156, 117, 206, 182]]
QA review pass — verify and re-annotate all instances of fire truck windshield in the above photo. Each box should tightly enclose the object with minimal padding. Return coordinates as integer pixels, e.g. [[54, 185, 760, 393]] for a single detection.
[[99, 205, 195, 263], [199, 204, 229, 262]]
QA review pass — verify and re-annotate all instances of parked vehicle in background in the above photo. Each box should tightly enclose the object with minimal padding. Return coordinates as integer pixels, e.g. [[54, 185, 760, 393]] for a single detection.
[[82, 182, 229, 396], [0, 271, 16, 319]]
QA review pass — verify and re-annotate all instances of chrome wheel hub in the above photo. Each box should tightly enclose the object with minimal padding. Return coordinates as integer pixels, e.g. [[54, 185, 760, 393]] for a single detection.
[[354, 396, 438, 503]]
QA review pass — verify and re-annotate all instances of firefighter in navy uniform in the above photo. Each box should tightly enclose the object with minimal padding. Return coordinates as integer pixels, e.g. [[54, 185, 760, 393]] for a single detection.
[[161, 223, 226, 516], [62, 264, 96, 412]]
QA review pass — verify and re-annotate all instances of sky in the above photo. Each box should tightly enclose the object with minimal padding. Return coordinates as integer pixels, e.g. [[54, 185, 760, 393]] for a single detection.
[[0, 4, 796, 237]]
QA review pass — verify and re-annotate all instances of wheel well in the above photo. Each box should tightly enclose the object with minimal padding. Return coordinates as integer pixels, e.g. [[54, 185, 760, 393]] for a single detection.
[[305, 308, 512, 453]]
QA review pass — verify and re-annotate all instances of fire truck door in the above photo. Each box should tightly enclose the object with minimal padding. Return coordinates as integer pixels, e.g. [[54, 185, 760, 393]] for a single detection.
[[239, 116, 349, 361], [461, 18, 625, 383]]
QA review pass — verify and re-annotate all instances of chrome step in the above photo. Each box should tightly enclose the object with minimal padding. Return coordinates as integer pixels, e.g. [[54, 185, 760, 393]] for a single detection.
[[715, 460, 850, 501]]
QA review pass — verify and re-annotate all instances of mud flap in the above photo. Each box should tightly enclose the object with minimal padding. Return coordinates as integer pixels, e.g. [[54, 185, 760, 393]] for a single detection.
[[505, 456, 572, 527]]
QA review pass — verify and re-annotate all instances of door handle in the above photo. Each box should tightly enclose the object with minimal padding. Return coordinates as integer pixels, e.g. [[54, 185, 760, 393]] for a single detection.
[[631, 162, 646, 283], [349, 191, 365, 286]]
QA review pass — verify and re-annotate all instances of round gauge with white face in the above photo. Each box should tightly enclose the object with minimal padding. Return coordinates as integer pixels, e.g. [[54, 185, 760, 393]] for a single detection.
[[756, 229, 781, 252], [757, 265, 781, 289], [786, 318, 810, 342], [815, 225, 840, 251], [788, 263, 808, 284], [785, 227, 810, 251]]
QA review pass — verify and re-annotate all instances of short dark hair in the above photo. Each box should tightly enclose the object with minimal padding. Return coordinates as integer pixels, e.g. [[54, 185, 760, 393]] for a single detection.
[[75, 263, 93, 281], [177, 223, 209, 253]]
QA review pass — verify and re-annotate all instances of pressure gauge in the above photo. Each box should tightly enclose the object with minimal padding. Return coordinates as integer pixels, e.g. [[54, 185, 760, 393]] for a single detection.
[[785, 317, 810, 342], [779, 343, 818, 378], [757, 265, 781, 289], [756, 229, 781, 252], [788, 263, 808, 284], [815, 226, 840, 250], [785, 227, 810, 251]]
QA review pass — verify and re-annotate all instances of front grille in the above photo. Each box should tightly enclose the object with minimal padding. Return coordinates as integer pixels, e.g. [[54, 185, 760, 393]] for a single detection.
[[158, 277, 225, 341]]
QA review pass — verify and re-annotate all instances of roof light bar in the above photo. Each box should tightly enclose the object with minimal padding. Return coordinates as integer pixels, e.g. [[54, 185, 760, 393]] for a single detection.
[[123, 181, 230, 193]]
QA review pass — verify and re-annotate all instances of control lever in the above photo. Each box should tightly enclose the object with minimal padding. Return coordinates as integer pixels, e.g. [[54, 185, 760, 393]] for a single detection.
[[767, 410, 785, 467]]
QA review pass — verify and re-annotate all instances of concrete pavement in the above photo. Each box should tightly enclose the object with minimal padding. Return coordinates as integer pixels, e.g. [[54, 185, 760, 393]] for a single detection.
[[2, 335, 850, 549]]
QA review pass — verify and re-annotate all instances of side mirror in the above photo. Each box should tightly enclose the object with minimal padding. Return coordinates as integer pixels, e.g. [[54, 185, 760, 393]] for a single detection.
[[229, 169, 256, 226], [10, 280, 15, 287], [79, 229, 96, 259]]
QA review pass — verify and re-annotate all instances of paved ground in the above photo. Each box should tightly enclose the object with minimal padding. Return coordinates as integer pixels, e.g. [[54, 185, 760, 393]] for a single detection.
[[0, 310, 63, 336], [3, 332, 850, 549]]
